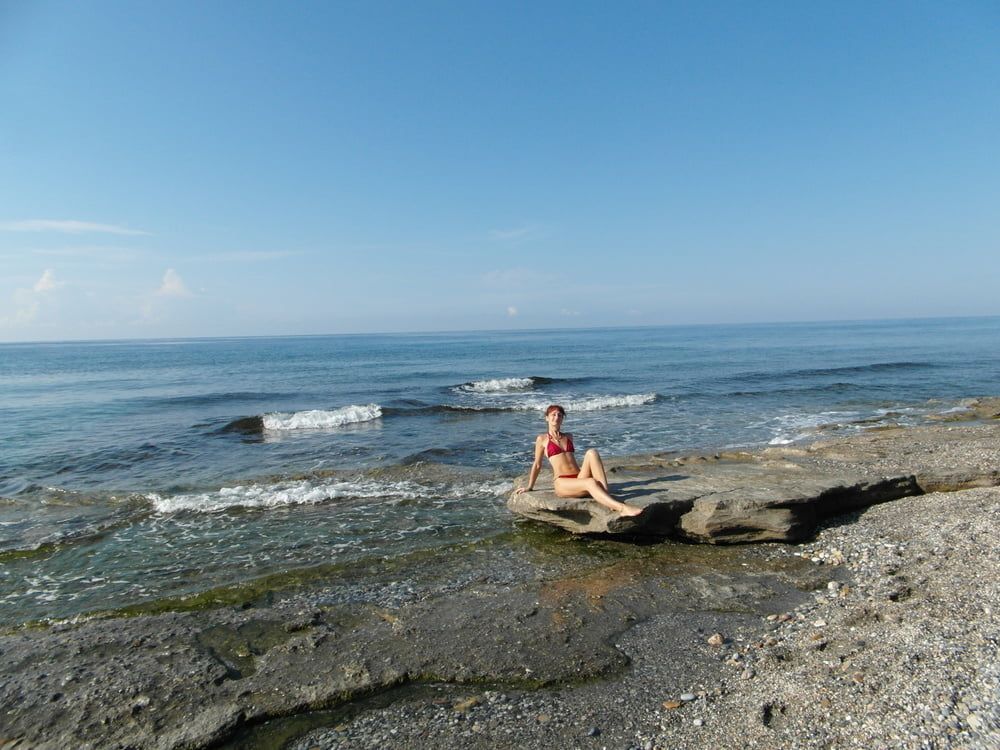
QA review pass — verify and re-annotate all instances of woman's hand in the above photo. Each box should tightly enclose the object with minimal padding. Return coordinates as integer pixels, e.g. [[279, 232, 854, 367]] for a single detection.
[[514, 486, 531, 495]]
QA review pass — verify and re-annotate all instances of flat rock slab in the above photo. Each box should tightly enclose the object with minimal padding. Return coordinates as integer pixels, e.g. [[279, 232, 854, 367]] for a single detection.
[[508, 458, 917, 543], [509, 413, 1000, 543]]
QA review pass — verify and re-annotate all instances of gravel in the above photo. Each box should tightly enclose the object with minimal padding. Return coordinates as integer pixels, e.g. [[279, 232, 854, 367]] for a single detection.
[[292, 486, 1000, 750]]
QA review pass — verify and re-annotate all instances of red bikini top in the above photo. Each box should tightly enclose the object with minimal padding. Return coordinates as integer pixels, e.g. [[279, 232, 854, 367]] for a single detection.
[[546, 434, 574, 458]]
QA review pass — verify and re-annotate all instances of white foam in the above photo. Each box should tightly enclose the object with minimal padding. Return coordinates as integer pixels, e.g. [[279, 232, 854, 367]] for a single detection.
[[936, 406, 971, 415], [147, 477, 512, 514], [511, 393, 657, 411], [761, 410, 861, 446], [454, 392, 657, 413], [561, 393, 658, 411], [457, 377, 534, 393], [262, 404, 382, 430]]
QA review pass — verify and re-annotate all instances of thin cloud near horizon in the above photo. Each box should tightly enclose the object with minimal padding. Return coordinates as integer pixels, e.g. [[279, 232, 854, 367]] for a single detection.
[[0, 220, 150, 236], [488, 225, 547, 242], [192, 250, 305, 262]]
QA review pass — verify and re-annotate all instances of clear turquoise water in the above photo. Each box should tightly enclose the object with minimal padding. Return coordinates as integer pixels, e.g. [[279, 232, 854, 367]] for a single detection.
[[1, 317, 998, 625]]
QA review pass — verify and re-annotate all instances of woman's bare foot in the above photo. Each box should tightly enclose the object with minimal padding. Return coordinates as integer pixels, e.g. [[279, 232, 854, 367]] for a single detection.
[[618, 504, 643, 517]]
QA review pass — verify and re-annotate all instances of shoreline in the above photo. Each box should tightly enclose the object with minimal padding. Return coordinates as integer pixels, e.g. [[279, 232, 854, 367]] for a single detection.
[[1, 416, 998, 749]]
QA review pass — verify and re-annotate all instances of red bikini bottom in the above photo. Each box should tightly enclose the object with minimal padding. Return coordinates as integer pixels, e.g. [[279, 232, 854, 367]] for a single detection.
[[558, 473, 579, 479]]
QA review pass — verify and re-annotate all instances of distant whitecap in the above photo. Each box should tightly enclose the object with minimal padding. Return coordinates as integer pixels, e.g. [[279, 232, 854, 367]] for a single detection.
[[457, 377, 535, 393], [559, 393, 658, 411]]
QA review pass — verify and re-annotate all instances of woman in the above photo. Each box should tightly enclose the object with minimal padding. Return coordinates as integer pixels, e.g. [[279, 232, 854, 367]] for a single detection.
[[514, 404, 643, 516]]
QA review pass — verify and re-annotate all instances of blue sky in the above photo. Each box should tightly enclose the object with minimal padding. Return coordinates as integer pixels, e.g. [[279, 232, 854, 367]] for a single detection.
[[1, 1, 998, 341]]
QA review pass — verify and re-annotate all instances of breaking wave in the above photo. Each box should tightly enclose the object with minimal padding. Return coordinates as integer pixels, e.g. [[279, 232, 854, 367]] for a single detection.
[[261, 404, 382, 431], [558, 393, 658, 411], [404, 393, 658, 413], [146, 476, 513, 514], [455, 377, 536, 393], [219, 393, 657, 434]]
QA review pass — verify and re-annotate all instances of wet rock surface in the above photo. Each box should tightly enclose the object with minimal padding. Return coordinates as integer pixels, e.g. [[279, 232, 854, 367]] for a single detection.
[[2, 416, 999, 749], [0, 545, 809, 749]]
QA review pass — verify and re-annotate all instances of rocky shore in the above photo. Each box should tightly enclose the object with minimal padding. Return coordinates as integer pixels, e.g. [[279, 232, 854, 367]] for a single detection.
[[294, 485, 1000, 750], [1, 410, 998, 750]]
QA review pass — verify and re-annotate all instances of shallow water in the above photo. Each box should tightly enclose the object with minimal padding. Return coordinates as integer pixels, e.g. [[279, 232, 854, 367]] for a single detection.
[[1, 317, 998, 626]]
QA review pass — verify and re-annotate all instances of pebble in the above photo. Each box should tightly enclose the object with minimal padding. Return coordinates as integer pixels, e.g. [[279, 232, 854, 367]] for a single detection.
[[693, 718, 704, 727], [679, 693, 696, 702], [707, 633, 724, 647]]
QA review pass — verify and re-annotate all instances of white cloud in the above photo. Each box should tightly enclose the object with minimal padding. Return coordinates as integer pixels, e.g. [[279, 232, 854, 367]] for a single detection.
[[507, 306, 518, 317], [0, 272, 60, 329], [560, 308, 580, 317], [33, 269, 60, 292], [0, 219, 149, 236], [156, 269, 191, 297]]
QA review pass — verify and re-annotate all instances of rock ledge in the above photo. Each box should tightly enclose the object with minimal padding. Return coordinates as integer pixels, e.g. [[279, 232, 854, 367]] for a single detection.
[[508, 415, 1000, 543]]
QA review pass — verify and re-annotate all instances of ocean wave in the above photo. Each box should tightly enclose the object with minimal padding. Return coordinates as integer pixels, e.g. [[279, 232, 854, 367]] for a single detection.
[[219, 393, 655, 434], [556, 393, 659, 411], [130, 391, 295, 408], [719, 361, 937, 387], [262, 404, 382, 431], [387, 392, 658, 415], [798, 361, 937, 377], [726, 382, 864, 398], [455, 377, 536, 393], [428, 393, 658, 413], [449, 375, 589, 393], [146, 477, 512, 514]]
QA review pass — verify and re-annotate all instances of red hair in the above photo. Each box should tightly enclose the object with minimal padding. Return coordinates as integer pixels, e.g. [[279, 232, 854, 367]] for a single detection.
[[545, 404, 565, 417]]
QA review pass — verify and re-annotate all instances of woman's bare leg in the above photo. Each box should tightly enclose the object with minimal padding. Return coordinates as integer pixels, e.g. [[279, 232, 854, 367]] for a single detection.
[[554, 476, 642, 516], [577, 448, 609, 491]]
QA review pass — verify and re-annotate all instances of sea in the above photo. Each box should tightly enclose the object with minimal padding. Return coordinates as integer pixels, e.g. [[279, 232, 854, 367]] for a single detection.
[[1, 316, 998, 629]]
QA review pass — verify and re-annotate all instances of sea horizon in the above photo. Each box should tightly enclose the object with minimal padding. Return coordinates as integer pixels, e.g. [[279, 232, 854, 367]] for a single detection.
[[2, 311, 998, 347]]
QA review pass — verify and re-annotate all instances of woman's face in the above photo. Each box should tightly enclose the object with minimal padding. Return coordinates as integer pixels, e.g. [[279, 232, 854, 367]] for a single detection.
[[546, 409, 564, 431]]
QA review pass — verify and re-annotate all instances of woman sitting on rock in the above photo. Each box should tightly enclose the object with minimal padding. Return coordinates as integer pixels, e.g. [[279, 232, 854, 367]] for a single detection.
[[514, 404, 643, 516]]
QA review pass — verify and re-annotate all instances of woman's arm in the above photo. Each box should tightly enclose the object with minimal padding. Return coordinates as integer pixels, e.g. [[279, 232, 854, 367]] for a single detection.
[[515, 436, 546, 494]]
